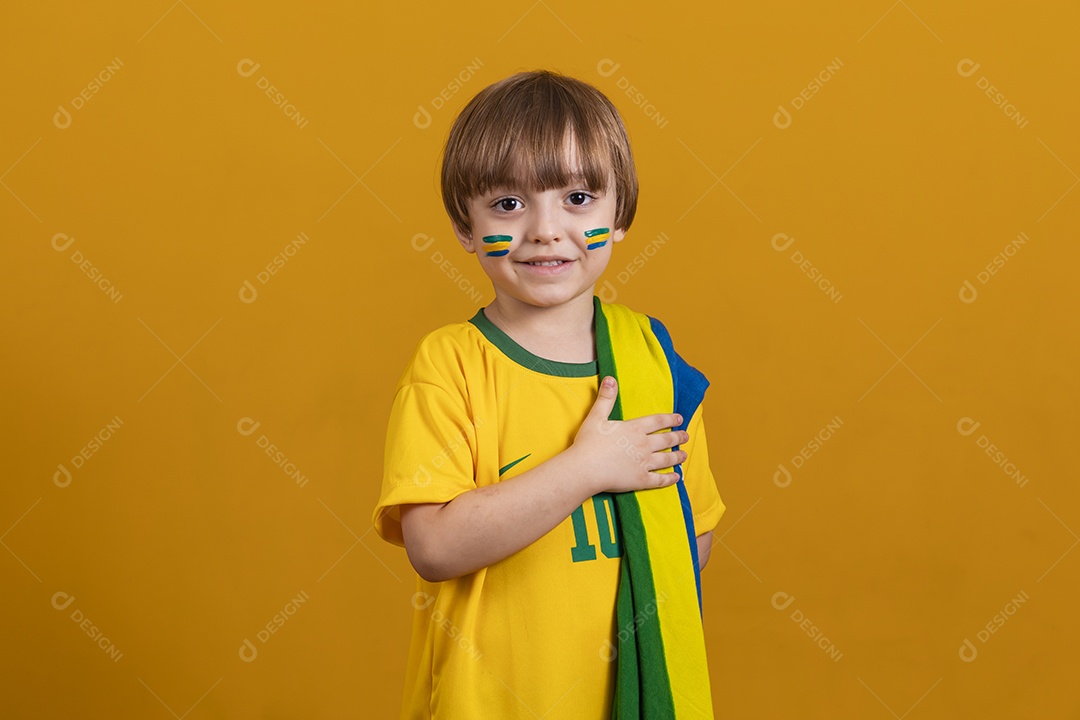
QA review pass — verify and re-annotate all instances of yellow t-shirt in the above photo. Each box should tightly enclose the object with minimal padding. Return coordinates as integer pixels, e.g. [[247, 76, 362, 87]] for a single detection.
[[373, 304, 726, 719]]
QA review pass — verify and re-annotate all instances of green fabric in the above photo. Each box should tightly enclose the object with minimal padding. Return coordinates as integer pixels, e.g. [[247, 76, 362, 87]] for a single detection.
[[594, 296, 677, 719]]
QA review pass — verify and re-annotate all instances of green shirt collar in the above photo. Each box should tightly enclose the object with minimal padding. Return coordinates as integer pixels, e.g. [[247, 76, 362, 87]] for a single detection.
[[468, 305, 599, 378]]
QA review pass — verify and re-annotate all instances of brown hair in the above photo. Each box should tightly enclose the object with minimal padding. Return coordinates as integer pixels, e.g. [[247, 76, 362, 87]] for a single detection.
[[440, 70, 638, 236]]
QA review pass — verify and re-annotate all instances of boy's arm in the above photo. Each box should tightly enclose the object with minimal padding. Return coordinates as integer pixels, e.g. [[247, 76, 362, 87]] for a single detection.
[[400, 376, 687, 583], [697, 531, 714, 571], [401, 448, 600, 582]]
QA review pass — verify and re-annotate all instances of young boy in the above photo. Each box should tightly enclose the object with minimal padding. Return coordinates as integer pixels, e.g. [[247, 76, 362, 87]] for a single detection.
[[373, 70, 726, 719]]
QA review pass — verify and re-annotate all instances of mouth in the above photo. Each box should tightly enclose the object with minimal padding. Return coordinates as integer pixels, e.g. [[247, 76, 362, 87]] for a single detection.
[[518, 257, 573, 267]]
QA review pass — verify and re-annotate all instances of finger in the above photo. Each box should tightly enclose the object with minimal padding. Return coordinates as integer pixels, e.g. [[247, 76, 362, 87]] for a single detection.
[[587, 376, 619, 424], [645, 430, 688, 453], [645, 470, 681, 488], [648, 449, 687, 472], [630, 412, 684, 434]]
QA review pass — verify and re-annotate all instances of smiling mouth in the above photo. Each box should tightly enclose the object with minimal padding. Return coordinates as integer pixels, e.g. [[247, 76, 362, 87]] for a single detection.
[[523, 259, 570, 267]]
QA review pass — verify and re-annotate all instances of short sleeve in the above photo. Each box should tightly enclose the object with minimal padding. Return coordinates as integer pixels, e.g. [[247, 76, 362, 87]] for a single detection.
[[372, 334, 479, 547], [681, 402, 725, 534]]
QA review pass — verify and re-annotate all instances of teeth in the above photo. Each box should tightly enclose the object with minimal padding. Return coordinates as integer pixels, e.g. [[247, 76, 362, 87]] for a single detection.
[[529, 260, 564, 266]]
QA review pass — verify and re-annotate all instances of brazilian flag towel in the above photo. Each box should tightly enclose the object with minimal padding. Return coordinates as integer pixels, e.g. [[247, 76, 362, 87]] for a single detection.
[[593, 296, 714, 719]]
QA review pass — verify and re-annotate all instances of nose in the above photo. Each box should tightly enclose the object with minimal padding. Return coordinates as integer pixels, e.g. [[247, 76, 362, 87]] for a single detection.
[[528, 199, 561, 244]]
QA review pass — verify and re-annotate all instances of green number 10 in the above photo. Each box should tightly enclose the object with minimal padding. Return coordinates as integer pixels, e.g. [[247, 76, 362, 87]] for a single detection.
[[570, 492, 622, 562]]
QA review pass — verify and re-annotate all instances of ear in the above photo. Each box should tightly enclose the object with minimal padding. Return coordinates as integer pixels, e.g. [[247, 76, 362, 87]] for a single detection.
[[612, 227, 627, 243], [453, 221, 477, 253]]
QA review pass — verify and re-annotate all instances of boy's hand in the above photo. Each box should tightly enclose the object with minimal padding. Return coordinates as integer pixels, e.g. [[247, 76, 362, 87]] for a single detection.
[[570, 376, 687, 495]]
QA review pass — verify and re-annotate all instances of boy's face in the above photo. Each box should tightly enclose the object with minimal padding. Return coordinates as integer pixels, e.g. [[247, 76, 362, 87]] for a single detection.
[[452, 140, 626, 313]]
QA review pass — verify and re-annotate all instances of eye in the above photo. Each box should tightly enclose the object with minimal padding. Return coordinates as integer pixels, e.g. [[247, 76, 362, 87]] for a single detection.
[[567, 192, 593, 206], [493, 197, 522, 213]]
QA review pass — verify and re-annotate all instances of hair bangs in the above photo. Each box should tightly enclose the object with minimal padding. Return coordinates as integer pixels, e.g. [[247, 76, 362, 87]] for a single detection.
[[441, 70, 638, 235], [478, 101, 612, 199]]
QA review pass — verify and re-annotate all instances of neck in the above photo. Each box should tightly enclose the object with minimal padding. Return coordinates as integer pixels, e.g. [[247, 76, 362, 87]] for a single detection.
[[483, 290, 597, 362]]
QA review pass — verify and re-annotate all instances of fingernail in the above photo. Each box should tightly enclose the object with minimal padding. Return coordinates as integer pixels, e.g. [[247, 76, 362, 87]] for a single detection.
[[602, 376, 614, 388]]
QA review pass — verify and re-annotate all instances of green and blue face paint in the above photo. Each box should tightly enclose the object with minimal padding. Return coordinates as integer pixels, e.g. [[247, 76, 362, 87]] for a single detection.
[[585, 227, 610, 250], [482, 235, 512, 257]]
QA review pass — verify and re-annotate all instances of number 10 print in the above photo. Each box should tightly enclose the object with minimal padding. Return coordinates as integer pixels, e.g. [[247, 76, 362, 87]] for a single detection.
[[570, 492, 622, 562]]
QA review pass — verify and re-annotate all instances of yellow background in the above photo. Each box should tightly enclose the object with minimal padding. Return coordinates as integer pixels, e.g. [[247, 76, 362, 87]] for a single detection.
[[3, 1, 1077, 717]]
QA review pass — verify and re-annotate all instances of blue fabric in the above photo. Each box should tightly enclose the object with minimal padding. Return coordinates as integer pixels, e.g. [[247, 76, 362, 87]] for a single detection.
[[648, 316, 710, 616]]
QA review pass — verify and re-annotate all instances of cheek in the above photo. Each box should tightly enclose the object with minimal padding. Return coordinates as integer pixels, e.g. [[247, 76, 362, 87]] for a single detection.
[[584, 227, 611, 250], [481, 234, 512, 257]]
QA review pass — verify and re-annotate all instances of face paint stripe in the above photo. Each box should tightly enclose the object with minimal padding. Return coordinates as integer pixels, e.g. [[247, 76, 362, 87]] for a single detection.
[[585, 227, 610, 250], [482, 235, 512, 257]]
